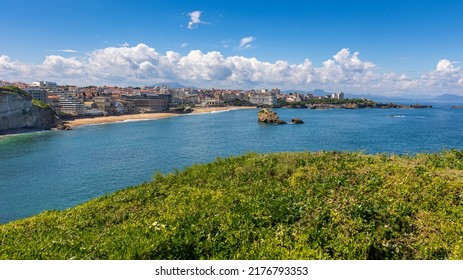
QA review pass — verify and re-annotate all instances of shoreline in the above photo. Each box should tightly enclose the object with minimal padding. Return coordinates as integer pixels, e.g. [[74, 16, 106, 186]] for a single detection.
[[63, 106, 256, 128]]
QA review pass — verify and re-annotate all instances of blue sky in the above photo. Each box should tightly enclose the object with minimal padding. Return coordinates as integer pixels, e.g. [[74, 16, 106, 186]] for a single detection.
[[1, 0, 463, 96]]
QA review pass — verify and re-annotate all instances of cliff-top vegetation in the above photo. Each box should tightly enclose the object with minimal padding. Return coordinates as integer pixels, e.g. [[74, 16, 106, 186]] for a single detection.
[[0, 86, 30, 96], [1, 151, 463, 259]]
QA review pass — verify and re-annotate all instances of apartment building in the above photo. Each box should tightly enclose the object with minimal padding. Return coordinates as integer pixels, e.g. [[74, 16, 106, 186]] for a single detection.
[[249, 92, 278, 106]]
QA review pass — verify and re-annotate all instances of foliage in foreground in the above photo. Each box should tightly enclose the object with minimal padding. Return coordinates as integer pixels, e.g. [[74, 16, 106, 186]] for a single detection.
[[1, 151, 463, 260]]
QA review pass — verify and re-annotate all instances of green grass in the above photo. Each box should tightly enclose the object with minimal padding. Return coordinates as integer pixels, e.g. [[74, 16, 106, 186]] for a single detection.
[[32, 99, 50, 109], [1, 151, 463, 259], [0, 86, 30, 97]]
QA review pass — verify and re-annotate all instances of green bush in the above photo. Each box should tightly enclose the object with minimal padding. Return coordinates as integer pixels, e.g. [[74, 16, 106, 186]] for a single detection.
[[32, 99, 50, 109], [1, 151, 463, 259]]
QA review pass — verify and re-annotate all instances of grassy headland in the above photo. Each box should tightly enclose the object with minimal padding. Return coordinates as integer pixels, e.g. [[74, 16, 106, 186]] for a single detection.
[[1, 151, 463, 259], [280, 97, 432, 109], [0, 86, 31, 97]]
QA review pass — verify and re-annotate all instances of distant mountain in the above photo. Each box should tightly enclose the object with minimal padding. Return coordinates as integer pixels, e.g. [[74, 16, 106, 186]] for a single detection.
[[430, 94, 463, 103], [282, 89, 333, 95], [150, 82, 197, 89], [282, 89, 308, 94], [343, 93, 419, 103], [311, 89, 332, 96]]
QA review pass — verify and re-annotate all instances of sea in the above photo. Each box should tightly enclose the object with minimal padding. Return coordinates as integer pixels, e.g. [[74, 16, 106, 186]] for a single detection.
[[1, 105, 463, 224]]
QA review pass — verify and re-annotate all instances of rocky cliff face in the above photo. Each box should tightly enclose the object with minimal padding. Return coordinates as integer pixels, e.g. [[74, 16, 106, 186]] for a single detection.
[[0, 90, 60, 132]]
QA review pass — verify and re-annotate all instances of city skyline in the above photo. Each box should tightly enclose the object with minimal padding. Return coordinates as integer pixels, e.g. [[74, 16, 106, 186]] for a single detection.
[[1, 0, 463, 96]]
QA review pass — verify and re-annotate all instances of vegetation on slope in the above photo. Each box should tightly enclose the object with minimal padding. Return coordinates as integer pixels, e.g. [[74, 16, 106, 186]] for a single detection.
[[1, 151, 463, 260], [0, 86, 30, 97], [278, 97, 376, 108], [31, 99, 51, 109]]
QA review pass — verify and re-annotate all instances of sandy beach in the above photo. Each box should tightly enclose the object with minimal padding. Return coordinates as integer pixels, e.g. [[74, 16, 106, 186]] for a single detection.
[[63, 106, 256, 128]]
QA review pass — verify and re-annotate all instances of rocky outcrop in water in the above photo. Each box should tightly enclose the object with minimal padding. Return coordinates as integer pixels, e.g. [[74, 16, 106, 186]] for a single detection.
[[0, 87, 61, 133], [306, 102, 432, 110], [410, 104, 432, 109], [291, 118, 304, 124], [258, 108, 286, 124]]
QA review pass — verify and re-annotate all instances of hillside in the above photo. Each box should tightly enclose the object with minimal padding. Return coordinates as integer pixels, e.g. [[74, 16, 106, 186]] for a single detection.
[[1, 151, 463, 260], [431, 94, 463, 103]]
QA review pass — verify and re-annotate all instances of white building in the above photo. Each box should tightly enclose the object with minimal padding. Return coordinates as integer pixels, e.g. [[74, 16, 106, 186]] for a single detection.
[[114, 101, 125, 114], [31, 81, 57, 88], [331, 92, 345, 99], [59, 96, 86, 116], [249, 92, 278, 106]]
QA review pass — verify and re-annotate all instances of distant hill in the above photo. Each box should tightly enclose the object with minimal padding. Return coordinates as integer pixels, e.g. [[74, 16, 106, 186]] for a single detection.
[[282, 89, 340, 95], [430, 94, 463, 103], [343, 93, 419, 103], [311, 89, 331, 96], [282, 89, 307, 94]]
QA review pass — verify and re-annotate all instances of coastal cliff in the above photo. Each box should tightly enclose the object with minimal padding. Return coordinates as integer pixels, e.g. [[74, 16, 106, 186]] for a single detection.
[[0, 87, 60, 133]]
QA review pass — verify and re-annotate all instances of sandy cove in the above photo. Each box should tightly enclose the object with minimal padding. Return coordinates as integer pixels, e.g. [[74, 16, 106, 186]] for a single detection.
[[63, 106, 256, 128]]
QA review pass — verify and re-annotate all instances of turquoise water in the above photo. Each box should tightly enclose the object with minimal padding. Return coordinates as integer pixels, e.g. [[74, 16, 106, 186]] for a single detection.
[[1, 107, 463, 223]]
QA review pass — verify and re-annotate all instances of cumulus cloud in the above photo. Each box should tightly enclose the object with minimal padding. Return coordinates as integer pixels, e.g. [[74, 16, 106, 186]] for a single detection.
[[419, 59, 463, 91], [187, 11, 207, 30], [1, 44, 462, 96], [238, 36, 255, 50]]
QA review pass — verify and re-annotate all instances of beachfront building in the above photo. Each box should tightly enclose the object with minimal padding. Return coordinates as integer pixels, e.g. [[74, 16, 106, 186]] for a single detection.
[[93, 96, 112, 113], [223, 92, 239, 102], [200, 98, 225, 107], [121, 94, 170, 112], [59, 96, 86, 116], [114, 101, 125, 114], [249, 91, 278, 106]]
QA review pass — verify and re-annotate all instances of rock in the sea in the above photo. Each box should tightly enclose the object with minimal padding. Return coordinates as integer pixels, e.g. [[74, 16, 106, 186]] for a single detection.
[[56, 123, 72, 130], [291, 118, 304, 124], [410, 103, 432, 109], [257, 108, 286, 124]]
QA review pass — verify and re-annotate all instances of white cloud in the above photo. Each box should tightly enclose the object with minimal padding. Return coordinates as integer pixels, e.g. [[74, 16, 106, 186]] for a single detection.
[[45, 49, 80, 53], [238, 36, 255, 50], [419, 59, 463, 92], [119, 42, 130, 47], [59, 49, 80, 53], [1, 44, 463, 96], [0, 55, 12, 69], [180, 43, 188, 48], [187, 11, 207, 30]]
